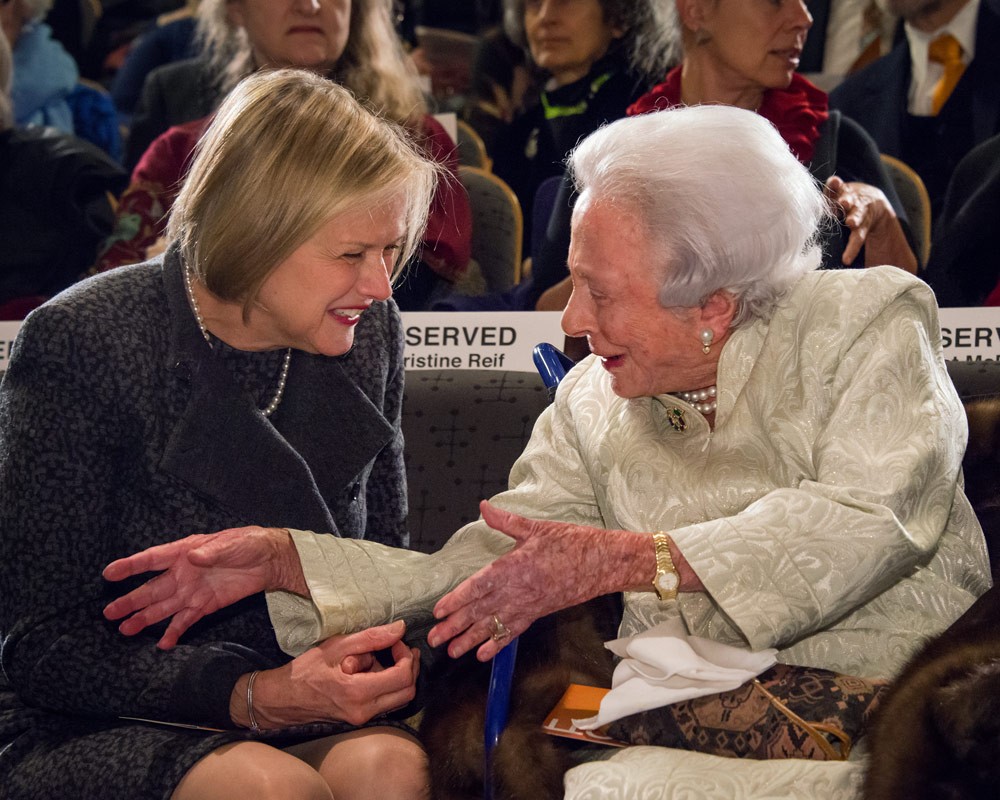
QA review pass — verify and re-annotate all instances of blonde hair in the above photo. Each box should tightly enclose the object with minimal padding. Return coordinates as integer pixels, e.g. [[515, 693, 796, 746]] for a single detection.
[[168, 68, 439, 317], [196, 0, 426, 126]]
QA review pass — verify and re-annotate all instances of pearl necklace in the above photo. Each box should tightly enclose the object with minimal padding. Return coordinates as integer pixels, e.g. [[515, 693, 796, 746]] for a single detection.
[[675, 385, 717, 414], [184, 266, 292, 418]]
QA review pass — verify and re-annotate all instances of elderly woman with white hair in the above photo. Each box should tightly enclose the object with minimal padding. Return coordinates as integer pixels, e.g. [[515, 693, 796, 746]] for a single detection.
[[102, 104, 990, 797]]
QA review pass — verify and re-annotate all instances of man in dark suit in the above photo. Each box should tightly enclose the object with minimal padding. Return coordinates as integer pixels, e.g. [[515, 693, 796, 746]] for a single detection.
[[830, 0, 1000, 219], [800, 0, 899, 86]]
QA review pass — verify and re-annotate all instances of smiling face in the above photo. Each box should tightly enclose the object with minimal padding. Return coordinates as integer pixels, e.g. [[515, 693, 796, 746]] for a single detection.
[[560, 195, 726, 399], [525, 0, 623, 87], [688, 0, 813, 96], [227, 0, 352, 73], [249, 193, 408, 356]]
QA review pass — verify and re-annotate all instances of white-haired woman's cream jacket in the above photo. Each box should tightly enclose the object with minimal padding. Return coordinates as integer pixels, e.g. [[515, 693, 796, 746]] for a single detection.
[[269, 266, 990, 799]]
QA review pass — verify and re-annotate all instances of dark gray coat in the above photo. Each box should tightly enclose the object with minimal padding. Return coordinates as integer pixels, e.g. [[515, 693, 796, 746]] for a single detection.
[[0, 248, 408, 799]]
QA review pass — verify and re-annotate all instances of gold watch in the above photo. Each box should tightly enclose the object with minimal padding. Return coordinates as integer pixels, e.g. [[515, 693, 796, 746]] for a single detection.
[[652, 532, 679, 601]]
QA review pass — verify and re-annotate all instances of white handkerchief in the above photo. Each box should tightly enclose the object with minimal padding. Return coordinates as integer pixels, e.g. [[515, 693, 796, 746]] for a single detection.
[[575, 618, 777, 730]]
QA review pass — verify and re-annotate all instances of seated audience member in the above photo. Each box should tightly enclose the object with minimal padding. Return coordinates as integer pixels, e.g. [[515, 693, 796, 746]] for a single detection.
[[798, 0, 898, 90], [0, 31, 126, 316], [461, 18, 540, 160], [1, 0, 76, 132], [99, 0, 470, 311], [920, 132, 1000, 306], [110, 1, 198, 128], [1, 0, 124, 160], [103, 104, 989, 799], [0, 68, 437, 800], [531, 0, 918, 313], [830, 0, 1000, 219], [487, 0, 674, 249]]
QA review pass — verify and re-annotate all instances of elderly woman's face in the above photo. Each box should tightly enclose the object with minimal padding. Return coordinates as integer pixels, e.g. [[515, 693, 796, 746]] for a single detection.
[[228, 0, 351, 74], [525, 0, 623, 87], [251, 192, 407, 356], [694, 0, 812, 92], [562, 196, 716, 399]]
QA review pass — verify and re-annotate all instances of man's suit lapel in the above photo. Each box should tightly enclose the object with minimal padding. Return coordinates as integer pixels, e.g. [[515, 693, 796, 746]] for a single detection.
[[873, 46, 912, 155]]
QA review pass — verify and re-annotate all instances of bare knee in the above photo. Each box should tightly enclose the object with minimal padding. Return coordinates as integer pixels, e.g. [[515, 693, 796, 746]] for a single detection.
[[172, 741, 334, 800], [320, 728, 430, 800]]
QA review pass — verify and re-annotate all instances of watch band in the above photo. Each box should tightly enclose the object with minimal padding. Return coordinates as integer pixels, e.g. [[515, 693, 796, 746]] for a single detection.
[[652, 531, 679, 601]]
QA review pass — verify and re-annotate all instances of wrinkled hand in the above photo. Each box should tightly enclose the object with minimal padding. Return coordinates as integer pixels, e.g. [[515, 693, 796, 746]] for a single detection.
[[103, 526, 304, 649], [825, 176, 918, 273], [247, 621, 420, 728], [427, 500, 649, 662]]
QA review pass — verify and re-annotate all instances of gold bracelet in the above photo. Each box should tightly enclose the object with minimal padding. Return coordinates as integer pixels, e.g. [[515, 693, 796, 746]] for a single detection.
[[652, 532, 679, 602], [246, 670, 261, 733]]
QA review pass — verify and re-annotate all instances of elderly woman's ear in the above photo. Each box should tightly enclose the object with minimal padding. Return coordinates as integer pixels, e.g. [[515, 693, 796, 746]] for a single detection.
[[698, 289, 739, 342]]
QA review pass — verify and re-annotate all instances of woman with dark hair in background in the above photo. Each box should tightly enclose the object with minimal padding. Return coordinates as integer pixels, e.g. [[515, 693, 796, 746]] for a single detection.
[[0, 28, 126, 318], [489, 0, 674, 248]]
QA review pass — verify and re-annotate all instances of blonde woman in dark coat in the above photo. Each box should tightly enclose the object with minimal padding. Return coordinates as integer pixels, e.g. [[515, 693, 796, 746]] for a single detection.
[[0, 69, 438, 800]]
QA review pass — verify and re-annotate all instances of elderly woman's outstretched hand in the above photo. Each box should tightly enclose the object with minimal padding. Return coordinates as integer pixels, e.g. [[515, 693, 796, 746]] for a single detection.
[[824, 176, 919, 273], [427, 500, 653, 662], [103, 526, 306, 650]]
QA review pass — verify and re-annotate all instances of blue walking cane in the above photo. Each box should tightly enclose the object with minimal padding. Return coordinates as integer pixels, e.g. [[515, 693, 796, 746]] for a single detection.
[[482, 342, 575, 799]]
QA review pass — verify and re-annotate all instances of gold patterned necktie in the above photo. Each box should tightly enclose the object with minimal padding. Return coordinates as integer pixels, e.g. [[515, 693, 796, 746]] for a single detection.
[[928, 32, 966, 115]]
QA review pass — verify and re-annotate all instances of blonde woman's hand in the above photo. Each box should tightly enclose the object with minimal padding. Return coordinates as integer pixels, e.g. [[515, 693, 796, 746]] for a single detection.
[[234, 621, 420, 729]]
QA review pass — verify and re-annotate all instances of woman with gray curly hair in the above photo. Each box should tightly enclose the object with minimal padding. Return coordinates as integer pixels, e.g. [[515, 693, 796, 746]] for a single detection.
[[104, 104, 989, 798]]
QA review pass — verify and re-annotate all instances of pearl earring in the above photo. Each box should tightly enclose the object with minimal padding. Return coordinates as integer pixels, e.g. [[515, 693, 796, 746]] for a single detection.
[[700, 328, 714, 355]]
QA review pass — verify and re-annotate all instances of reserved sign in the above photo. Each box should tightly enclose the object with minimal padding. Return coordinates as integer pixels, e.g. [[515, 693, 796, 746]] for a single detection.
[[401, 312, 563, 371], [0, 314, 567, 374], [2, 309, 999, 375]]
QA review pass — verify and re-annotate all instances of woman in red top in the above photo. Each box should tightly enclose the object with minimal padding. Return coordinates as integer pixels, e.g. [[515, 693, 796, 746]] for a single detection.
[[534, 0, 918, 312]]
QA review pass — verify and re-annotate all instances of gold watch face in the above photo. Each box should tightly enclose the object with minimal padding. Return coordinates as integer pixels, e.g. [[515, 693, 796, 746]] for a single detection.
[[655, 571, 679, 594]]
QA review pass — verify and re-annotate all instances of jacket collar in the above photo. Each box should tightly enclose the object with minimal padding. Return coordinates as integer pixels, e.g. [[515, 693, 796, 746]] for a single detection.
[[159, 246, 393, 532]]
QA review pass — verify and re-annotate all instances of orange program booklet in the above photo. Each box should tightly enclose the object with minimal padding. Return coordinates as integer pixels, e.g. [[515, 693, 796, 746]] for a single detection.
[[541, 684, 626, 747]]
